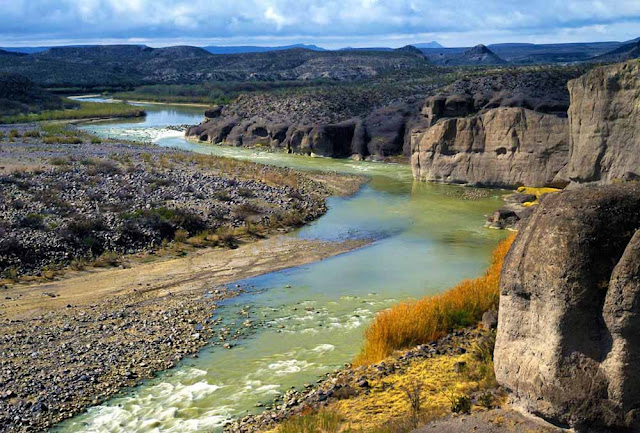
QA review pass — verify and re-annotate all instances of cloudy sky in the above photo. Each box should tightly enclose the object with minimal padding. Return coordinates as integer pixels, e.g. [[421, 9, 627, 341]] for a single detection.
[[2, 0, 640, 48]]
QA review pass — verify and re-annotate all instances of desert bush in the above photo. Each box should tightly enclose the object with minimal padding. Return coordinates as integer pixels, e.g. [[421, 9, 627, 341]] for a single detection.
[[50, 156, 70, 166], [23, 130, 40, 138], [464, 331, 497, 388], [214, 190, 232, 202], [69, 257, 87, 271], [447, 393, 471, 415], [64, 217, 107, 255], [355, 235, 514, 365], [237, 186, 255, 198], [43, 136, 83, 144], [8, 129, 20, 139], [216, 228, 238, 248], [41, 264, 56, 280], [4, 266, 19, 283], [400, 379, 424, 428], [233, 202, 262, 220], [174, 228, 189, 243], [92, 251, 122, 268], [123, 207, 207, 239], [86, 159, 121, 175], [19, 213, 45, 229]]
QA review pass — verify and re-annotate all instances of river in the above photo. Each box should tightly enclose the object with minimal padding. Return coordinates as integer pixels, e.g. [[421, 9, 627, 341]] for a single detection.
[[54, 100, 507, 433]]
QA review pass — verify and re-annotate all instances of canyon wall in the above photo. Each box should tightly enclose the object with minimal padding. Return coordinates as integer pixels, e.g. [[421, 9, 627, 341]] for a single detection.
[[558, 60, 640, 183], [493, 61, 640, 430], [410, 107, 568, 188], [411, 60, 640, 188]]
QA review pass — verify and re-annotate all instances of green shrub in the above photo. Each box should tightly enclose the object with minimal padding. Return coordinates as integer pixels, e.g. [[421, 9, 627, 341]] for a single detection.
[[43, 136, 83, 144], [23, 130, 41, 138], [19, 213, 45, 229]]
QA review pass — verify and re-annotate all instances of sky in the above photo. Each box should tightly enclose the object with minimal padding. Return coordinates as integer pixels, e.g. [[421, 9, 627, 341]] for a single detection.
[[1, 0, 640, 49]]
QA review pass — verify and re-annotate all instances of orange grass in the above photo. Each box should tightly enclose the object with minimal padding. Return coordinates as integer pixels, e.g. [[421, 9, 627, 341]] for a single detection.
[[355, 235, 515, 365]]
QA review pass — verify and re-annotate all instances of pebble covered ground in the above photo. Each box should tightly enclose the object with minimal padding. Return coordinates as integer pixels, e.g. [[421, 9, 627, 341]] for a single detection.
[[0, 124, 330, 277], [0, 282, 246, 433]]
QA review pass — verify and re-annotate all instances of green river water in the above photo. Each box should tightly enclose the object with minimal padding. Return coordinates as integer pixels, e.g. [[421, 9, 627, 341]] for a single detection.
[[53, 100, 507, 433]]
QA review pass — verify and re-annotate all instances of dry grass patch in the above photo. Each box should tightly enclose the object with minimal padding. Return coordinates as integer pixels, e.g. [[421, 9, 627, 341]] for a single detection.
[[516, 186, 561, 207], [355, 235, 514, 365]]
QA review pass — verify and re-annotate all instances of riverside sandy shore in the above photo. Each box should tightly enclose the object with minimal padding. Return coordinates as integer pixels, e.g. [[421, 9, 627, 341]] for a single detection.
[[0, 236, 369, 433]]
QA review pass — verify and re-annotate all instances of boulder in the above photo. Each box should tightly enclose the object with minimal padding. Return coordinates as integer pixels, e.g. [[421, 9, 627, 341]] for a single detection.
[[422, 93, 475, 126], [481, 310, 498, 330], [185, 117, 237, 144], [557, 61, 640, 184], [204, 105, 223, 119], [411, 107, 569, 188], [304, 122, 357, 157], [494, 182, 640, 430]]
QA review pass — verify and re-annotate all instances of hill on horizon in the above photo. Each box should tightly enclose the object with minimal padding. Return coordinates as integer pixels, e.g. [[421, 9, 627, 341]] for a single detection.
[[0, 44, 430, 88], [203, 44, 326, 54], [591, 40, 640, 63], [413, 41, 444, 49], [425, 44, 507, 66]]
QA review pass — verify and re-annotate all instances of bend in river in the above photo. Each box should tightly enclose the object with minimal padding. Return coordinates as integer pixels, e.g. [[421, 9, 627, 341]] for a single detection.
[[54, 99, 507, 433]]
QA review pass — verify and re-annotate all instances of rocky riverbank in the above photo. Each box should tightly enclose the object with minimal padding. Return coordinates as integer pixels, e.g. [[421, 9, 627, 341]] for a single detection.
[[0, 124, 361, 279], [0, 122, 369, 433], [0, 282, 239, 433], [0, 235, 369, 433]]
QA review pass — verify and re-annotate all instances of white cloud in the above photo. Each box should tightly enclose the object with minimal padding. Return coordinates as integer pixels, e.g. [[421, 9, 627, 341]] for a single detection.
[[0, 0, 639, 47]]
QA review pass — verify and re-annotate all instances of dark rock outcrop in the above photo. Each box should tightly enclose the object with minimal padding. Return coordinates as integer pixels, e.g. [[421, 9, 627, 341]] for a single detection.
[[556, 61, 640, 184], [494, 183, 640, 430], [204, 105, 223, 119], [411, 107, 569, 188], [186, 99, 422, 159]]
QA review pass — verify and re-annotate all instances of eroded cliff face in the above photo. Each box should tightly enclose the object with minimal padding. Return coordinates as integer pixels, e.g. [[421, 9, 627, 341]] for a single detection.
[[558, 61, 640, 184], [494, 183, 640, 430], [412, 60, 640, 188], [410, 107, 569, 188]]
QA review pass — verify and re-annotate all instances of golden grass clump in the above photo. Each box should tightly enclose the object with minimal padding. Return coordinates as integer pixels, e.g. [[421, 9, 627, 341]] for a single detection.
[[516, 186, 561, 207], [355, 235, 515, 365]]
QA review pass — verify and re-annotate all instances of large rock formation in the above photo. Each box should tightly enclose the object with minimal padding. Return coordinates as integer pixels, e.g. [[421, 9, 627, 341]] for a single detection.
[[411, 107, 569, 188], [185, 99, 422, 160], [494, 183, 640, 430], [412, 60, 640, 188], [186, 117, 360, 157], [557, 61, 640, 184]]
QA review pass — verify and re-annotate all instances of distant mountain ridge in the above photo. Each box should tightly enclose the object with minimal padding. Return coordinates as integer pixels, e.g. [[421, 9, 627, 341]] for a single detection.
[[413, 41, 444, 49], [591, 40, 640, 63], [0, 44, 430, 88], [203, 44, 325, 54], [421, 41, 632, 64]]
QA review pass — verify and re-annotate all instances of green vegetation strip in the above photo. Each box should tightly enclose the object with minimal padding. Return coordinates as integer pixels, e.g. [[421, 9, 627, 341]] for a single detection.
[[0, 100, 145, 123]]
